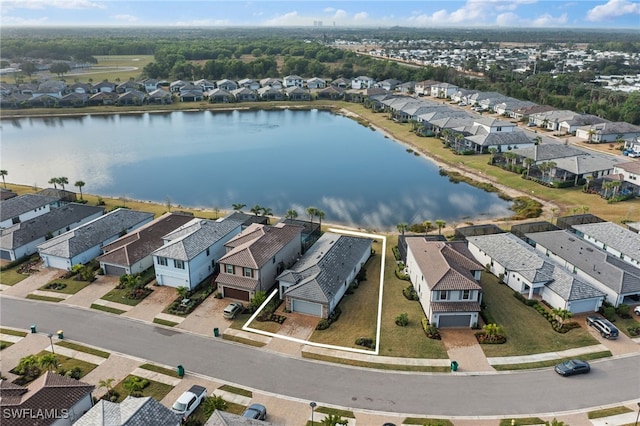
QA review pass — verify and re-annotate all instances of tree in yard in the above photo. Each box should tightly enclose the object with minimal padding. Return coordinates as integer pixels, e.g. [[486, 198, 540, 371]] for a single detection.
[[14, 354, 41, 378], [552, 308, 572, 329], [166, 196, 172, 212], [176, 286, 190, 299], [20, 61, 36, 78], [98, 378, 116, 397], [488, 148, 498, 164], [0, 169, 7, 188], [423, 220, 433, 235], [316, 209, 325, 228], [202, 395, 227, 418], [57, 176, 69, 190], [231, 203, 246, 212], [285, 209, 298, 220], [74, 180, 85, 199], [122, 375, 148, 396], [120, 274, 141, 291], [260, 206, 273, 217], [251, 290, 267, 312], [250, 204, 262, 216], [396, 223, 407, 235], [49, 62, 71, 77], [482, 323, 505, 343], [39, 353, 60, 372], [523, 158, 534, 177], [320, 413, 348, 426], [581, 205, 590, 214], [435, 219, 446, 235], [306, 206, 318, 223], [533, 135, 542, 145], [49, 177, 59, 189]]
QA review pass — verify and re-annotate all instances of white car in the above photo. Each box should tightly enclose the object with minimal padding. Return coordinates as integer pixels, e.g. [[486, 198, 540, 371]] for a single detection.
[[634, 305, 640, 315]]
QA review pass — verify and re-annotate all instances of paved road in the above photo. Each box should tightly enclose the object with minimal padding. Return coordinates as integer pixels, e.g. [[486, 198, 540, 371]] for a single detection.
[[2, 297, 639, 417]]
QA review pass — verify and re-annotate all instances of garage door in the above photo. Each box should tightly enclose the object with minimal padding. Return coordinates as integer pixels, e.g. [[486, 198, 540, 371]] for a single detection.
[[569, 299, 598, 314], [438, 314, 471, 328], [0, 250, 12, 261], [292, 299, 322, 316], [224, 287, 250, 301], [104, 264, 127, 276]]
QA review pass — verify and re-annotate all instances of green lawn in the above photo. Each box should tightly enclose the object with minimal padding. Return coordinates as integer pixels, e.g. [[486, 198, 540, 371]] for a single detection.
[[101, 287, 149, 306], [480, 273, 600, 357], [614, 314, 640, 337], [1, 341, 14, 350], [55, 341, 110, 358], [40, 277, 91, 294], [26, 294, 64, 302], [152, 318, 178, 327], [91, 303, 126, 315], [0, 328, 28, 337], [0, 268, 29, 286], [111, 375, 173, 403], [35, 350, 98, 379], [139, 363, 180, 378]]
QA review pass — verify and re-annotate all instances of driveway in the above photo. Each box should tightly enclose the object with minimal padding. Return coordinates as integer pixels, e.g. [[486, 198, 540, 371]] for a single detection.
[[1, 266, 62, 298], [440, 328, 494, 372]]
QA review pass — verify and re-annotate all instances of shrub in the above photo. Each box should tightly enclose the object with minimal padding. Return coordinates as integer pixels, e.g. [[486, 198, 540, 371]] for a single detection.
[[603, 306, 616, 321], [403, 285, 419, 301], [627, 326, 640, 337], [315, 307, 342, 330], [616, 304, 631, 319], [392, 246, 401, 261], [395, 313, 409, 327], [355, 337, 375, 349]]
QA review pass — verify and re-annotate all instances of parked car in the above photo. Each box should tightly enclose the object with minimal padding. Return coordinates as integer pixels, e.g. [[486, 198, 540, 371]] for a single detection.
[[555, 359, 591, 376], [586, 315, 619, 339], [242, 403, 267, 420], [634, 305, 640, 315], [171, 385, 207, 422], [223, 301, 244, 319]]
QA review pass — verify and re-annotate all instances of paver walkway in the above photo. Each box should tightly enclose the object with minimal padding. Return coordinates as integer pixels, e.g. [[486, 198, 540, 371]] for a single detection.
[[80, 354, 142, 399]]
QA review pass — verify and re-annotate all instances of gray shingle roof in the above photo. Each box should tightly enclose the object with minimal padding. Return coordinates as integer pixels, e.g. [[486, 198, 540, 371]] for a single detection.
[[37, 208, 154, 259], [75, 396, 180, 426], [279, 233, 372, 303], [1, 203, 104, 250], [153, 218, 243, 261], [0, 194, 59, 222], [465, 130, 533, 147], [511, 144, 588, 161], [573, 222, 640, 263]]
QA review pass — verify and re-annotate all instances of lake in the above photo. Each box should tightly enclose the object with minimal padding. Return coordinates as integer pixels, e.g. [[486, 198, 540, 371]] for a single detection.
[[0, 109, 512, 230]]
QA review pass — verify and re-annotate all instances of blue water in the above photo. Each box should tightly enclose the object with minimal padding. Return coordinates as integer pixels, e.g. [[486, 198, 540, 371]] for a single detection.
[[1, 109, 511, 230]]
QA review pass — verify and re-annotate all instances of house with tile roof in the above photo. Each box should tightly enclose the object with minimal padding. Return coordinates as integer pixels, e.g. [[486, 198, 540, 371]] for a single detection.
[[97, 212, 195, 276], [467, 233, 605, 313], [0, 203, 104, 261], [37, 208, 154, 270], [527, 230, 640, 307], [152, 217, 243, 290], [405, 238, 484, 327], [0, 194, 60, 229], [0, 372, 94, 426], [573, 222, 640, 269], [216, 223, 303, 301], [75, 396, 180, 426], [277, 232, 372, 318], [613, 160, 640, 195]]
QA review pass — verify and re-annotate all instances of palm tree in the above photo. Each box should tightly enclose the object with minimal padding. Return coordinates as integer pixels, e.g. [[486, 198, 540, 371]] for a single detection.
[[39, 353, 60, 372], [550, 207, 558, 224], [586, 128, 596, 143], [320, 413, 348, 426], [423, 220, 433, 235], [231, 203, 246, 212], [316, 210, 325, 229], [285, 209, 298, 220], [396, 223, 408, 235], [250, 204, 262, 216], [74, 180, 85, 199], [57, 176, 69, 190], [48, 177, 59, 189], [122, 375, 148, 396], [581, 205, 590, 214], [260, 207, 273, 224], [552, 308, 572, 329], [0, 169, 7, 188], [487, 148, 498, 165], [533, 136, 542, 145], [306, 206, 317, 223], [435, 219, 446, 235], [176, 286, 190, 300], [482, 323, 505, 343], [524, 158, 534, 177], [98, 378, 115, 398]]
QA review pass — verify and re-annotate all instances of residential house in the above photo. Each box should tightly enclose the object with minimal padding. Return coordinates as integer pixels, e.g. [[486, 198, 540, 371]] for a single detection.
[[169, 80, 187, 93], [38, 208, 154, 270], [68, 83, 92, 94], [316, 86, 344, 100], [527, 230, 640, 307], [494, 100, 537, 118], [0, 188, 17, 201], [259, 78, 282, 89], [430, 83, 458, 99], [216, 79, 238, 91], [529, 110, 607, 133], [305, 77, 326, 89], [397, 81, 416, 94], [93, 81, 116, 93], [575, 122, 640, 143], [463, 129, 534, 154], [231, 87, 257, 102], [376, 78, 402, 91], [284, 86, 310, 101], [0, 194, 60, 229], [238, 78, 260, 90], [58, 92, 88, 107], [283, 75, 304, 88], [139, 78, 159, 93], [33, 80, 66, 99], [511, 104, 556, 122], [152, 217, 243, 290], [75, 396, 180, 426], [205, 410, 276, 426], [257, 86, 284, 101], [451, 89, 476, 104], [405, 238, 483, 327], [193, 79, 216, 92], [573, 222, 640, 269], [216, 223, 303, 301], [117, 90, 146, 106], [559, 114, 609, 135], [331, 77, 350, 89], [178, 84, 204, 102], [116, 80, 143, 93], [0, 372, 94, 426], [147, 89, 173, 104], [88, 91, 118, 106], [612, 161, 640, 195], [467, 233, 605, 313], [278, 232, 372, 318], [0, 203, 104, 261], [468, 92, 510, 111], [28, 95, 59, 108], [98, 212, 194, 276], [37, 188, 77, 203], [414, 80, 440, 96], [207, 88, 234, 103], [351, 76, 376, 90]]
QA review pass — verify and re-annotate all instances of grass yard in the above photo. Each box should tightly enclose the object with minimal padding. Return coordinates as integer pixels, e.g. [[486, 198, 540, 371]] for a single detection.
[[479, 273, 599, 357], [26, 294, 64, 302], [55, 341, 110, 358], [111, 374, 173, 403], [613, 314, 640, 337], [0, 268, 30, 286], [139, 363, 180, 378], [152, 318, 178, 327], [219, 384, 253, 398], [492, 350, 612, 371], [1, 341, 14, 350], [1, 328, 28, 337], [40, 277, 91, 294], [101, 287, 149, 306], [66, 55, 155, 84], [91, 303, 126, 315], [35, 350, 98, 379], [588, 406, 633, 419]]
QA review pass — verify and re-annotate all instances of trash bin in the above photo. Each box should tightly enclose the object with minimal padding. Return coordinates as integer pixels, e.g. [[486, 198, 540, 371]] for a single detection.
[[30, 325, 37, 334], [176, 365, 184, 377], [57, 330, 64, 339], [213, 327, 219, 337], [450, 361, 458, 372]]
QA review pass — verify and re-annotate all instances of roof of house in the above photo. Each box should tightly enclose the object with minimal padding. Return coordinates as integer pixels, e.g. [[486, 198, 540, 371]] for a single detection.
[[0, 194, 59, 222], [573, 222, 640, 260], [614, 160, 640, 174], [465, 130, 533, 147], [219, 223, 303, 269], [205, 409, 276, 426], [0, 372, 94, 426], [75, 396, 180, 426], [152, 217, 243, 261], [37, 208, 154, 259], [467, 233, 604, 301], [580, 121, 640, 135], [406, 238, 482, 291], [527, 230, 640, 295], [511, 144, 588, 161], [279, 232, 373, 303], [98, 212, 195, 267], [550, 151, 623, 174], [1, 203, 104, 250]]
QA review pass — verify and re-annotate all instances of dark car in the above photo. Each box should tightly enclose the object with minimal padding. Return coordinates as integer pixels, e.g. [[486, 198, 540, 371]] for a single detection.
[[242, 403, 267, 420], [586, 315, 619, 339], [555, 359, 591, 376]]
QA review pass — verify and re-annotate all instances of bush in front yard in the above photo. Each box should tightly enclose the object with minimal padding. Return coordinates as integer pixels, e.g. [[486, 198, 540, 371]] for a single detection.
[[395, 313, 409, 327], [403, 285, 419, 301], [355, 337, 375, 349]]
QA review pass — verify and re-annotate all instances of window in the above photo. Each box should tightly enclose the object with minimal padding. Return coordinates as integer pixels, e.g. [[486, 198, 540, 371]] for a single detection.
[[439, 290, 447, 300], [11, 217, 20, 225], [244, 267, 252, 277], [206, 248, 210, 256], [226, 264, 234, 274], [497, 126, 502, 131], [158, 257, 167, 266], [462, 290, 470, 300], [174, 259, 184, 269]]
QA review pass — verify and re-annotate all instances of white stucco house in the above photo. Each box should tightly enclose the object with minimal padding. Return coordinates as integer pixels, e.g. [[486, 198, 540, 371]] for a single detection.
[[0, 194, 60, 229], [351, 76, 376, 90], [278, 232, 372, 318], [37, 208, 154, 270], [152, 217, 243, 291], [573, 222, 640, 269], [405, 238, 484, 327]]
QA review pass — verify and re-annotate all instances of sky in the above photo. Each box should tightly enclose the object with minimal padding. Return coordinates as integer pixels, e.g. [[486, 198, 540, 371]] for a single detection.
[[1, 0, 639, 29]]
